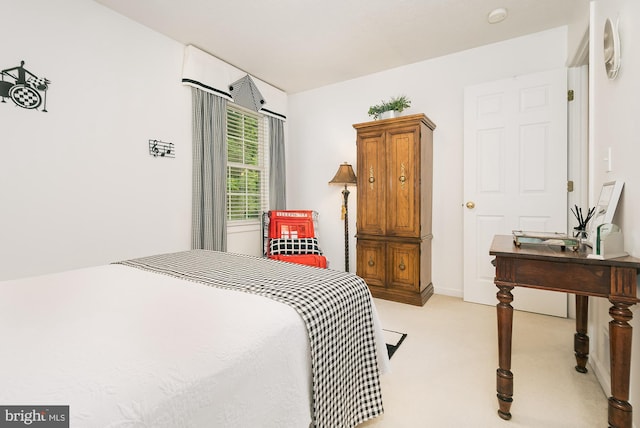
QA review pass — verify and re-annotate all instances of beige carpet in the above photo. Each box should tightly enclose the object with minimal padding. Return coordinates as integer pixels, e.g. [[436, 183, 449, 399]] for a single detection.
[[361, 294, 608, 428]]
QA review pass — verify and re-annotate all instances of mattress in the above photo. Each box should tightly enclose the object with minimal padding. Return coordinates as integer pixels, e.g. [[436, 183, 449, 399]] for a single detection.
[[0, 251, 389, 427]]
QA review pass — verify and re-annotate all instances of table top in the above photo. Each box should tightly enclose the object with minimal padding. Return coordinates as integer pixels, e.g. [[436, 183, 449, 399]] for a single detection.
[[490, 235, 640, 269]]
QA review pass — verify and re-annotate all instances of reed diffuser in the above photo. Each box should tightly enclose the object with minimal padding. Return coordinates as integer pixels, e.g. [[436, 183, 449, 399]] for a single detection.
[[571, 205, 595, 243]]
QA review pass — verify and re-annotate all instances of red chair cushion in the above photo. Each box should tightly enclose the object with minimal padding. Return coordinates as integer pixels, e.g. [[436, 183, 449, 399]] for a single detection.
[[268, 210, 315, 239], [270, 254, 328, 268]]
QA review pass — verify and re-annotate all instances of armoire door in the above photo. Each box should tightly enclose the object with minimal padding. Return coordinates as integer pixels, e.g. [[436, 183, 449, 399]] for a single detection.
[[357, 130, 386, 236], [356, 239, 385, 288], [386, 241, 420, 292], [385, 126, 421, 237]]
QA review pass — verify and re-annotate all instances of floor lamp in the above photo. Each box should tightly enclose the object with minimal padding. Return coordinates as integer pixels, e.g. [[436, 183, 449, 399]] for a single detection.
[[329, 162, 357, 271]]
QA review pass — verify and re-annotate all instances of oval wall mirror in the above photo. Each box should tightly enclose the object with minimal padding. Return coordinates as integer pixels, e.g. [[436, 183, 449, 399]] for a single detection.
[[603, 18, 621, 79]]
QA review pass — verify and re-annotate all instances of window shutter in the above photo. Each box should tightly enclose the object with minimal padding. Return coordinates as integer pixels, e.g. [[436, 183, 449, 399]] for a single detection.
[[226, 104, 269, 221]]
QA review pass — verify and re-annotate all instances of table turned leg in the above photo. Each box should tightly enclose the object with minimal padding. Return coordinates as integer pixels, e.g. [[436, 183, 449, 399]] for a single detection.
[[574, 295, 589, 373], [496, 285, 514, 420], [608, 300, 634, 428]]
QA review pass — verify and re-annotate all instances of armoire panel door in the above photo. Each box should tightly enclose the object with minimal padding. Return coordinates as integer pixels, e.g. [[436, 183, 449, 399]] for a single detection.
[[386, 127, 420, 237], [387, 241, 419, 292], [357, 131, 386, 236], [356, 239, 386, 288]]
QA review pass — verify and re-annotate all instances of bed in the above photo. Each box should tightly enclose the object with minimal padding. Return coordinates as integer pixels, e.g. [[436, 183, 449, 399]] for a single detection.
[[0, 250, 388, 428]]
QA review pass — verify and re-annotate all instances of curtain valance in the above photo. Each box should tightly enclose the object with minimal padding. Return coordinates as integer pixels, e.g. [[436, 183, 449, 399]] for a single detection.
[[182, 45, 286, 120]]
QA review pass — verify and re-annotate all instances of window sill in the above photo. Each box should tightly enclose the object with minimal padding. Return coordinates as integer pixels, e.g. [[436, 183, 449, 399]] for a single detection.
[[227, 221, 261, 234]]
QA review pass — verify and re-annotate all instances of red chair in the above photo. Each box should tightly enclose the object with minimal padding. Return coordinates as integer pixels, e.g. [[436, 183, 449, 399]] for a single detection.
[[262, 210, 327, 268]]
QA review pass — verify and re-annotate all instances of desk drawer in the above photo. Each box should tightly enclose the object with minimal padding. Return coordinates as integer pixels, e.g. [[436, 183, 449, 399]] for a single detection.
[[506, 259, 609, 295]]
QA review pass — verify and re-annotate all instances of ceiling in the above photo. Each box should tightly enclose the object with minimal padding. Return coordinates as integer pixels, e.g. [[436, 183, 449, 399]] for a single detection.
[[94, 0, 589, 94]]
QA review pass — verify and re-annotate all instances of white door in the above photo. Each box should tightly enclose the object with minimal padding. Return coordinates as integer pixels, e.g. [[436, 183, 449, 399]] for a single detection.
[[463, 69, 568, 317]]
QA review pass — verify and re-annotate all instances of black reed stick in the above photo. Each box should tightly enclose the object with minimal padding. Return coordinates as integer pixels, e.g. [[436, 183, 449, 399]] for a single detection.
[[572, 204, 595, 230]]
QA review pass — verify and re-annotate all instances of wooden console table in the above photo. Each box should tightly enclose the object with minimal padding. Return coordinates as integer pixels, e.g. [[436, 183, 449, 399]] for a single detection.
[[490, 235, 640, 428]]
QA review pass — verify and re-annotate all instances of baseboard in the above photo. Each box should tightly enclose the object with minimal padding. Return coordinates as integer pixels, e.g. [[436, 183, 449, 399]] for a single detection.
[[590, 353, 611, 397], [434, 288, 463, 298]]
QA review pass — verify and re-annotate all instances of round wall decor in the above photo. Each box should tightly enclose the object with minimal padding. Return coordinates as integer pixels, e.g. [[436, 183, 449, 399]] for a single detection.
[[603, 18, 621, 80]]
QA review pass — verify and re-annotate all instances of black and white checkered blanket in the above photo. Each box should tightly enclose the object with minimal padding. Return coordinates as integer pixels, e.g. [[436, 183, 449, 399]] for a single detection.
[[115, 250, 383, 428]]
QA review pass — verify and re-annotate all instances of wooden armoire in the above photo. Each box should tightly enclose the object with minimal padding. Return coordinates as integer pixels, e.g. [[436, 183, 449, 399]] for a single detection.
[[354, 114, 435, 306]]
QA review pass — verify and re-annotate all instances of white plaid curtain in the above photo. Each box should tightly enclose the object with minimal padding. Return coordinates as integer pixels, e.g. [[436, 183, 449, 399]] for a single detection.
[[191, 87, 227, 251], [268, 116, 286, 210]]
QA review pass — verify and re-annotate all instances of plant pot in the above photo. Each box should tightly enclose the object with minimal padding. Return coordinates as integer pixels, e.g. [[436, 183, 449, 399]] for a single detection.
[[379, 110, 399, 120]]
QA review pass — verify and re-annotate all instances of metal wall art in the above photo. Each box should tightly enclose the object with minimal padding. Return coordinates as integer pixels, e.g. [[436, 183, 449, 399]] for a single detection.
[[149, 139, 175, 158], [1, 60, 51, 112]]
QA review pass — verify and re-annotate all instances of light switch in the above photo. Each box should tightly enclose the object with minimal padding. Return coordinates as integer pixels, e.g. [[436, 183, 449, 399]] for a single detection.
[[604, 147, 612, 172]]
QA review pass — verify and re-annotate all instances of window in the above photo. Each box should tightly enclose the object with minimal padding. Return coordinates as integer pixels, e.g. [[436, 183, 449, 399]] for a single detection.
[[226, 104, 269, 222]]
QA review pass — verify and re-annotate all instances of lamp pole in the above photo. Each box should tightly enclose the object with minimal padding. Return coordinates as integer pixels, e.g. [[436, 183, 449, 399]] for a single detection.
[[342, 185, 351, 272], [328, 162, 357, 273]]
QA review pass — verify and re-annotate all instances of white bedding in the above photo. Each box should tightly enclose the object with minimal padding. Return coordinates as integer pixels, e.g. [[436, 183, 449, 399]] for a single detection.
[[0, 262, 388, 427]]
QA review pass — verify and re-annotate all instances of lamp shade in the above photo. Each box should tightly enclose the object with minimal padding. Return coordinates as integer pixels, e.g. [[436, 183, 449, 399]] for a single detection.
[[329, 162, 357, 186]]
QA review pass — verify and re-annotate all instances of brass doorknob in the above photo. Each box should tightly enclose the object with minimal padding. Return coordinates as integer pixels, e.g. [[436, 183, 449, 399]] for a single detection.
[[466, 201, 476, 209]]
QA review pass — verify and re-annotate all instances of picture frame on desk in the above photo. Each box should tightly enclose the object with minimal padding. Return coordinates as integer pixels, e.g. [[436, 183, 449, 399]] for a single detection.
[[587, 180, 624, 247]]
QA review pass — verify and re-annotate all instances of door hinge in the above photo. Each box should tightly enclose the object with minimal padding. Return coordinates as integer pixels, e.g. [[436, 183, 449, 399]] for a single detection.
[[567, 180, 574, 192], [568, 90, 575, 101]]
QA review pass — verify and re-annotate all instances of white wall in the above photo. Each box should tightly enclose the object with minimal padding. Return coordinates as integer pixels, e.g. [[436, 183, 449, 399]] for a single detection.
[[589, 1, 640, 425], [0, 0, 192, 279], [287, 27, 569, 292]]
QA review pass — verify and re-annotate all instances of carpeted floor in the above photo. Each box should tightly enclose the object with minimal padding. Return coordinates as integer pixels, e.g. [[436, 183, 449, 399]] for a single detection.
[[361, 294, 608, 427]]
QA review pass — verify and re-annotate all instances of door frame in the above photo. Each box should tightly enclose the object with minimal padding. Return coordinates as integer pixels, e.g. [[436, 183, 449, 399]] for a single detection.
[[567, 65, 590, 319]]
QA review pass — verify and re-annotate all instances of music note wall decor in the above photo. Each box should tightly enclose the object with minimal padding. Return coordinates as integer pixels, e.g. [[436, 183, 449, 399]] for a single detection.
[[149, 139, 175, 158]]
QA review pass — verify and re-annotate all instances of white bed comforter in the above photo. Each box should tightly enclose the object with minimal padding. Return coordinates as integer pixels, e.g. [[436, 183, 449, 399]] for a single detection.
[[0, 263, 388, 428]]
